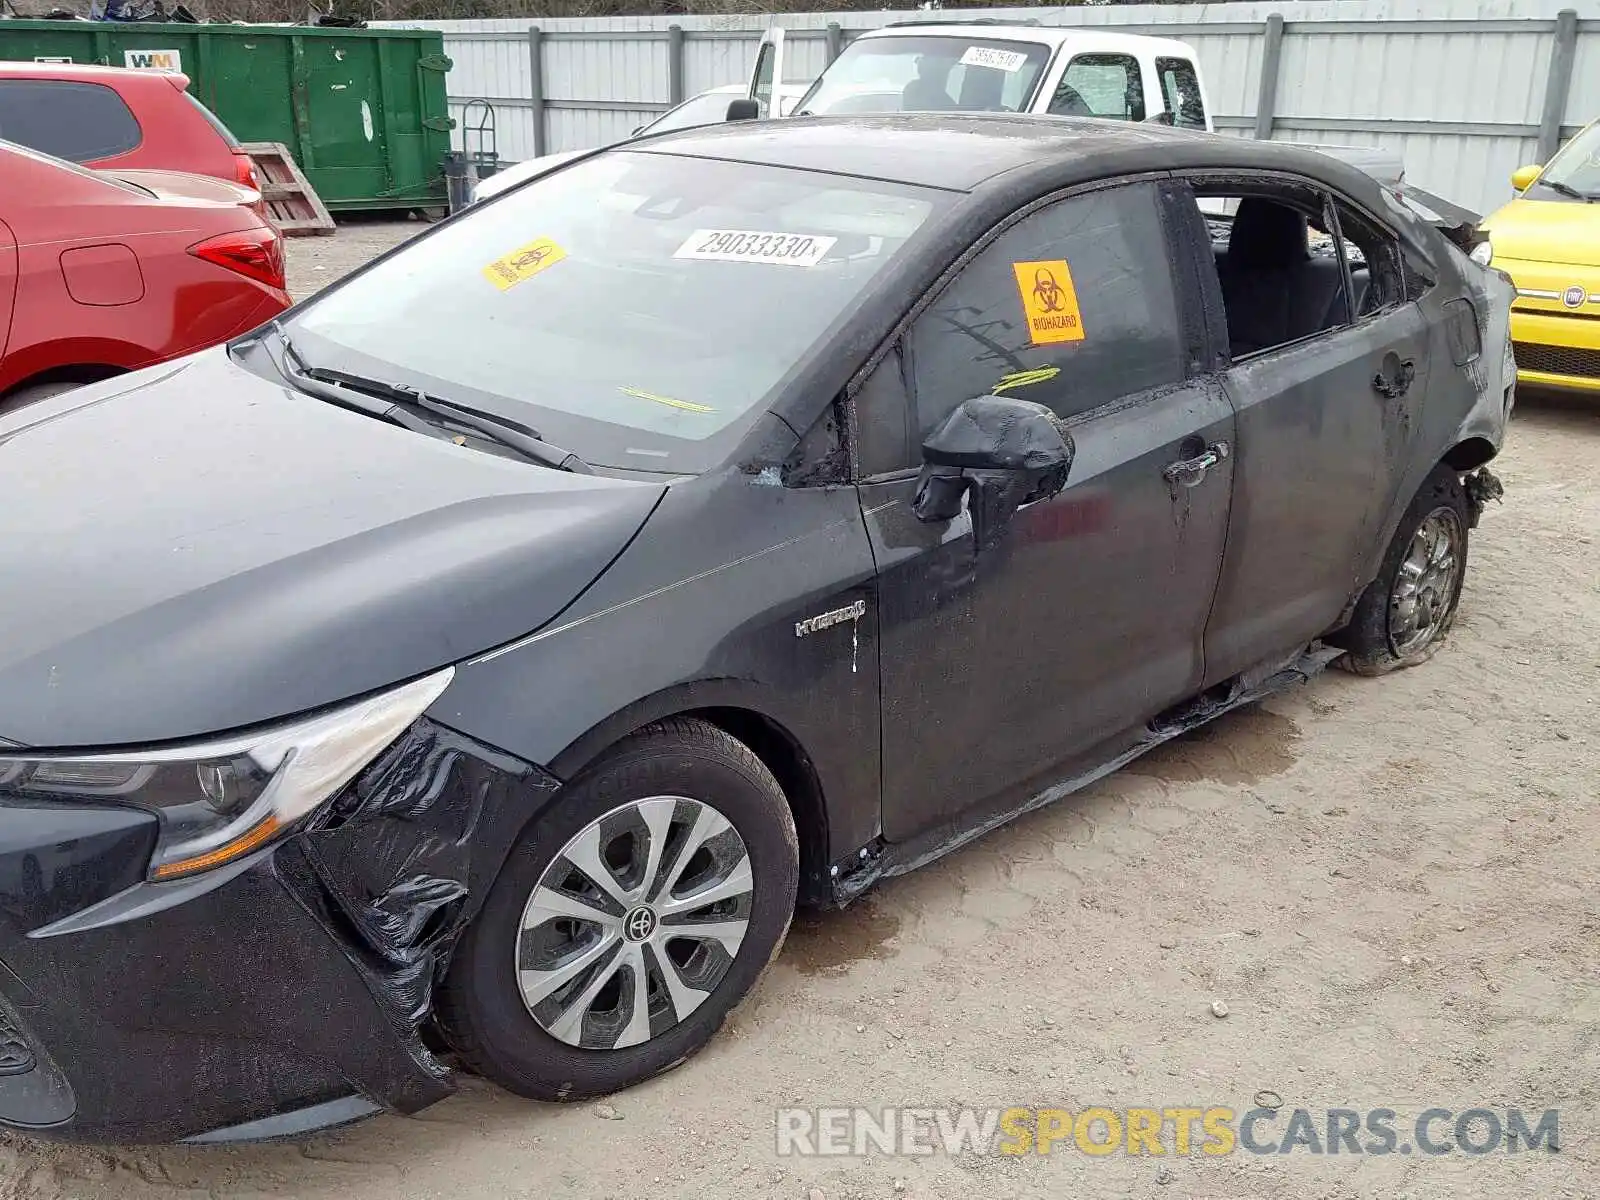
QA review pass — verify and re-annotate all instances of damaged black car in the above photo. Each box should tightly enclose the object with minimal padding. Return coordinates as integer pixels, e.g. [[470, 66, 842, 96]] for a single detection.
[[0, 114, 1513, 1143]]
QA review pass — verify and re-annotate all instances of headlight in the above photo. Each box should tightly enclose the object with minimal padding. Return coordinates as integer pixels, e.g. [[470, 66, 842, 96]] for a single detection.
[[1469, 239, 1493, 267], [0, 669, 453, 881]]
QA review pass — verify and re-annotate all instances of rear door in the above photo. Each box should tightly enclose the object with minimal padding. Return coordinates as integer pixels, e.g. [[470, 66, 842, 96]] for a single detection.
[[1186, 176, 1433, 684], [861, 178, 1236, 843], [747, 28, 787, 117]]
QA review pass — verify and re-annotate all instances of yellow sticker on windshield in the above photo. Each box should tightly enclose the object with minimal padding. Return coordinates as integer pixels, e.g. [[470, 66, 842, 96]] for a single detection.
[[619, 386, 715, 414], [483, 237, 567, 291], [1012, 260, 1085, 345]]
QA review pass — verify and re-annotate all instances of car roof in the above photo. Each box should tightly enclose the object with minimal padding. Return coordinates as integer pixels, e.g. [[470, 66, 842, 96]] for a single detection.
[[0, 60, 184, 88], [637, 113, 1389, 202], [854, 22, 1199, 59]]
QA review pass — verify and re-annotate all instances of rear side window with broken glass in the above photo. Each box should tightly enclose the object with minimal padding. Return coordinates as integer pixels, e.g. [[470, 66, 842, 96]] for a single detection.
[[906, 181, 1185, 433]]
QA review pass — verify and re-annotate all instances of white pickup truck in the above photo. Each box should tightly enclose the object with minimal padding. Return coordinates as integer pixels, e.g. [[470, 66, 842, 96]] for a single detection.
[[756, 20, 1215, 130], [479, 20, 1428, 216]]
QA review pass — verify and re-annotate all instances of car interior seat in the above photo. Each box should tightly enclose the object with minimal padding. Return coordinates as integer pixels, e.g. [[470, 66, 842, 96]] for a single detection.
[[901, 69, 955, 111], [957, 67, 1005, 111], [1215, 198, 1351, 357]]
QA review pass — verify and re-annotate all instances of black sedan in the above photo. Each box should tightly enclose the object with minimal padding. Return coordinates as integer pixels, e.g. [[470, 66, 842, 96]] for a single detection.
[[0, 114, 1512, 1143]]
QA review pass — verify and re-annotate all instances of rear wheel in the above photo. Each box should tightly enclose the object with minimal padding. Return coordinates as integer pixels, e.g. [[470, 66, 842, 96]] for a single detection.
[[1335, 465, 1469, 675], [436, 717, 797, 1101]]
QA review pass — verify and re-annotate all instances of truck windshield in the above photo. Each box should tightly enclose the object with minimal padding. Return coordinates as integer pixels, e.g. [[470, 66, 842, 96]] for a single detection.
[[796, 35, 1051, 116], [286, 150, 944, 474]]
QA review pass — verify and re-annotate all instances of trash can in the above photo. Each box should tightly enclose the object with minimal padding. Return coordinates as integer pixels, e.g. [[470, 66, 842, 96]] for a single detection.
[[0, 20, 454, 213]]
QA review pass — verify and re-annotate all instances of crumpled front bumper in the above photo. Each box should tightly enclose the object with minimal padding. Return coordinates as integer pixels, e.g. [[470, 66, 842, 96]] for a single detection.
[[0, 719, 557, 1144]]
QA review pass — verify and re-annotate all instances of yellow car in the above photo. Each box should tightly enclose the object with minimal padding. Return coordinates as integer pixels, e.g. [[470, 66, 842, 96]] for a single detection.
[[1478, 119, 1600, 393]]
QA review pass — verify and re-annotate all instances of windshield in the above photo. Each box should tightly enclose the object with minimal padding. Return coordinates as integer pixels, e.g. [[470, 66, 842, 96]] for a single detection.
[[797, 35, 1050, 116], [1536, 122, 1600, 198], [641, 91, 738, 136], [289, 151, 943, 473]]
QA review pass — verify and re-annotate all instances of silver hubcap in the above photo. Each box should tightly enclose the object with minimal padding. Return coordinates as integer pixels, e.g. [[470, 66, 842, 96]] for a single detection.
[[1389, 508, 1462, 656], [516, 796, 753, 1050]]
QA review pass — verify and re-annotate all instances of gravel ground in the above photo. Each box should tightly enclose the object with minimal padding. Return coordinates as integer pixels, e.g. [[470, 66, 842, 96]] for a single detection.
[[3, 224, 1595, 1200], [284, 218, 422, 302]]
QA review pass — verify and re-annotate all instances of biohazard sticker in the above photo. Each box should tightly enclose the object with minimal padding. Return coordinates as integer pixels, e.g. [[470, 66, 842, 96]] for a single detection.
[[959, 46, 1030, 73], [1011, 259, 1085, 345], [674, 229, 837, 267], [483, 237, 567, 290]]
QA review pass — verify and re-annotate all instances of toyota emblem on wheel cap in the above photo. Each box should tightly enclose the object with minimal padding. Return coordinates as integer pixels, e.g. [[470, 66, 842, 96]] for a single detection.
[[623, 906, 657, 941], [1563, 285, 1587, 309]]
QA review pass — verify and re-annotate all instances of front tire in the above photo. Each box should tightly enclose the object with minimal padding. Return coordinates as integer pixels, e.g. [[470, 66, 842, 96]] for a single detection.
[[1335, 465, 1470, 675], [436, 717, 797, 1101]]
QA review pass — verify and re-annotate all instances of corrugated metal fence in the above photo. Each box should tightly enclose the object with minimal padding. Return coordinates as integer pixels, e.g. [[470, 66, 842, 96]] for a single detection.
[[382, 0, 1600, 216]]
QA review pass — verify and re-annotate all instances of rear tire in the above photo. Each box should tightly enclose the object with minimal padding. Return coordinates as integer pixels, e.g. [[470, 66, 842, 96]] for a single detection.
[[436, 717, 798, 1102], [1334, 465, 1470, 676]]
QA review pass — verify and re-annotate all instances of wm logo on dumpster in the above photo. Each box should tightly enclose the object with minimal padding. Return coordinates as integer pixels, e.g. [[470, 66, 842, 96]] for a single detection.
[[123, 49, 182, 72]]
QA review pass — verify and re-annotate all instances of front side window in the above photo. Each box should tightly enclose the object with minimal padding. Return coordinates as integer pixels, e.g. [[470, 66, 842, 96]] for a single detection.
[[907, 181, 1185, 434], [751, 43, 776, 116], [796, 36, 1051, 116], [1051, 53, 1145, 121], [1156, 58, 1206, 129], [288, 151, 944, 474], [0, 79, 141, 162]]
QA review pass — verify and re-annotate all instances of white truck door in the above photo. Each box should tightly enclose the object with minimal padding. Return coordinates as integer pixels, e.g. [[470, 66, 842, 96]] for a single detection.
[[747, 28, 787, 117]]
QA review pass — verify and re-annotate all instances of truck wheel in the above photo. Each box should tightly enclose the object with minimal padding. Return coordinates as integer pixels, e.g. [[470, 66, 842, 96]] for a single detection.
[[1335, 465, 1470, 676], [436, 717, 797, 1101]]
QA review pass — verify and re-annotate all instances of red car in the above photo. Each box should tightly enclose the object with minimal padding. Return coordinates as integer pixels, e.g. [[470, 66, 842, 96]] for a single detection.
[[0, 142, 290, 408], [0, 61, 258, 190]]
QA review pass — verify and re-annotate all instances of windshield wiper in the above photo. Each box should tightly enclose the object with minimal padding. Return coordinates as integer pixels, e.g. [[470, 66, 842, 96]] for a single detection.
[[1536, 178, 1594, 202], [262, 322, 440, 438], [265, 324, 592, 473]]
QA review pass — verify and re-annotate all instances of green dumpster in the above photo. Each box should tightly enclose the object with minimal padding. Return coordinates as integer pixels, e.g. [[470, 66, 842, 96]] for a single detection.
[[0, 21, 454, 213]]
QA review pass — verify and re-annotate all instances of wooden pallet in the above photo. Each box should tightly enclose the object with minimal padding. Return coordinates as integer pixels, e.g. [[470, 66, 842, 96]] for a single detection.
[[241, 142, 335, 237]]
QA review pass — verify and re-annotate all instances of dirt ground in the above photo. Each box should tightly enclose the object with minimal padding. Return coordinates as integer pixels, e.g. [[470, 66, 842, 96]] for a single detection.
[[3, 223, 1594, 1200]]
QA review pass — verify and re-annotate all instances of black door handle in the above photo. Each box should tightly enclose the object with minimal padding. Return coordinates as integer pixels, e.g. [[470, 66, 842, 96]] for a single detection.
[[1373, 353, 1416, 398], [1163, 440, 1230, 488]]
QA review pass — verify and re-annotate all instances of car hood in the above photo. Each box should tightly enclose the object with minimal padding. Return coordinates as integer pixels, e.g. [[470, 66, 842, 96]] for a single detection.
[[0, 350, 664, 749], [1482, 197, 1600, 267]]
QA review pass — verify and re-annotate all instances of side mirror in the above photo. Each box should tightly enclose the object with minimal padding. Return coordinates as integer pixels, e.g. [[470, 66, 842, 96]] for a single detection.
[[1510, 164, 1542, 192], [725, 98, 761, 122], [1144, 110, 1175, 126], [913, 395, 1075, 551]]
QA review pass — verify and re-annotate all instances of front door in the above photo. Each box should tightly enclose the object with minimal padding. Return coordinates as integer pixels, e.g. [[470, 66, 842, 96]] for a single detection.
[[863, 180, 1236, 843], [747, 29, 786, 117], [1188, 179, 1434, 683]]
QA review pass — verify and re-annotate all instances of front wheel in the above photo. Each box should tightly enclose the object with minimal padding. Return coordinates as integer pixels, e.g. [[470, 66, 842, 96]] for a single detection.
[[436, 717, 798, 1101], [1334, 465, 1470, 675]]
